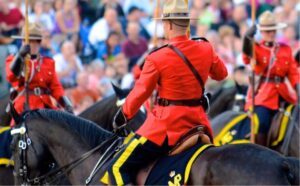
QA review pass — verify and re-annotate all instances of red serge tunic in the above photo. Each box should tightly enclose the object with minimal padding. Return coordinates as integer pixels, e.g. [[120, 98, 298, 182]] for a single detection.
[[6, 55, 65, 114], [122, 35, 228, 146], [243, 42, 299, 110]]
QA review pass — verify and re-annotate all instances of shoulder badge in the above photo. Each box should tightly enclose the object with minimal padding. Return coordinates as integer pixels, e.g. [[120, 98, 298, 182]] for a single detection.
[[149, 44, 168, 55], [191, 37, 209, 42]]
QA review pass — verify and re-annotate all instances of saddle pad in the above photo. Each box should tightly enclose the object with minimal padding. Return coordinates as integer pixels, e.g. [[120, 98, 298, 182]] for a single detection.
[[0, 127, 13, 166], [214, 114, 259, 146], [145, 143, 213, 186]]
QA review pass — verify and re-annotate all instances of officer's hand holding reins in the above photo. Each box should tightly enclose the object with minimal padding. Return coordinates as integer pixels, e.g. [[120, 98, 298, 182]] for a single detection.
[[113, 108, 129, 137]]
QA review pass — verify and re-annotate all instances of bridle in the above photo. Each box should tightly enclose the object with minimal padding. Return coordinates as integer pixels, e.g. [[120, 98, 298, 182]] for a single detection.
[[11, 120, 119, 185], [11, 122, 32, 185]]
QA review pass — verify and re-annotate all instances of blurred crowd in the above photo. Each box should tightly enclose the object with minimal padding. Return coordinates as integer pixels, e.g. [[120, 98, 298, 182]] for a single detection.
[[0, 0, 299, 114]]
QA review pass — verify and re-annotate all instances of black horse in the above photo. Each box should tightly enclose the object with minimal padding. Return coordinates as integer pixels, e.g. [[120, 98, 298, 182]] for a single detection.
[[78, 85, 146, 132], [211, 105, 300, 157], [0, 85, 145, 185], [0, 93, 11, 126], [11, 109, 299, 185], [209, 82, 247, 118]]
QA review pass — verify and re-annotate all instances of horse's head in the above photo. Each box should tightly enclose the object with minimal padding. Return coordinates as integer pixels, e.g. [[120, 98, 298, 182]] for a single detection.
[[10, 118, 56, 185], [112, 83, 146, 132], [232, 82, 248, 112]]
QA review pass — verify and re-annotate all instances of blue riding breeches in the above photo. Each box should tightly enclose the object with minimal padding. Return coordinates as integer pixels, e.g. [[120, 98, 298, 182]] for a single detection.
[[107, 134, 171, 185], [248, 106, 277, 134]]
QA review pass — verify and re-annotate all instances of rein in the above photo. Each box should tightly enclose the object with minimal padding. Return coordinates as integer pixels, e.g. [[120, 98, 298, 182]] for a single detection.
[[11, 122, 118, 185]]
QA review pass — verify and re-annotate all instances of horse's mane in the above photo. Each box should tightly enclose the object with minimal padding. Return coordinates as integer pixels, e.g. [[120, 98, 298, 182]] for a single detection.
[[25, 109, 113, 148]]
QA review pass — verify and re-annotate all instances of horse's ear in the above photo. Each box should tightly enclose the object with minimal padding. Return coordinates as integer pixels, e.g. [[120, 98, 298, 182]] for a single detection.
[[111, 83, 124, 99]]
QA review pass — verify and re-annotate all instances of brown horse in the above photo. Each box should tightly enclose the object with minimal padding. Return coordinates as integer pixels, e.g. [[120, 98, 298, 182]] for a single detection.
[[11, 110, 299, 185]]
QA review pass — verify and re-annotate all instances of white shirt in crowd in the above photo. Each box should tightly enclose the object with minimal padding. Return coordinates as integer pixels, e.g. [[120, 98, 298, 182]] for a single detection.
[[88, 18, 110, 46]]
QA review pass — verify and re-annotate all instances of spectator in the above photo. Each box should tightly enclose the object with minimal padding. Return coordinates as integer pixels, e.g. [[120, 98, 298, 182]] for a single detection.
[[96, 0, 125, 18], [279, 25, 299, 53], [123, 0, 155, 17], [198, 0, 221, 29], [218, 25, 236, 75], [122, 21, 148, 70], [29, 1, 54, 32], [0, 0, 24, 37], [71, 71, 100, 114], [125, 6, 151, 40], [54, 40, 83, 88], [97, 31, 122, 62], [40, 29, 55, 57], [86, 60, 105, 91], [99, 64, 116, 97], [227, 3, 249, 38], [89, 7, 124, 46], [53, 0, 80, 46]]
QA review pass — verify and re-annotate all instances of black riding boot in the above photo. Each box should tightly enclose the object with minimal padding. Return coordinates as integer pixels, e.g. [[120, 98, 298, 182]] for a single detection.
[[255, 134, 267, 146]]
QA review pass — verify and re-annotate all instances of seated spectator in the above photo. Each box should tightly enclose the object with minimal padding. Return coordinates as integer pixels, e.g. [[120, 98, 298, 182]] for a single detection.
[[40, 29, 55, 57], [122, 21, 148, 70], [29, 1, 54, 32], [89, 7, 124, 47], [227, 3, 249, 38], [96, 0, 125, 18], [218, 25, 236, 75], [53, 0, 80, 46], [71, 71, 100, 114], [54, 40, 83, 88], [97, 31, 122, 63], [124, 6, 151, 40], [86, 60, 105, 91], [98, 64, 117, 97], [123, 0, 155, 17], [0, 0, 24, 38]]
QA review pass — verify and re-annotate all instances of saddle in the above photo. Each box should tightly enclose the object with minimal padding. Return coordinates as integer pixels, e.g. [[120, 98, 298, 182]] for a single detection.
[[136, 125, 212, 185], [169, 126, 212, 155]]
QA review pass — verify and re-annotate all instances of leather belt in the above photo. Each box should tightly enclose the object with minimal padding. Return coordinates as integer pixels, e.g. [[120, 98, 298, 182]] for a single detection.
[[27, 87, 51, 96], [158, 98, 203, 107], [261, 76, 284, 83]]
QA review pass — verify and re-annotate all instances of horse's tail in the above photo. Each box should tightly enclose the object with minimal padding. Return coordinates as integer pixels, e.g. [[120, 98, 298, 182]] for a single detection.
[[281, 157, 300, 185]]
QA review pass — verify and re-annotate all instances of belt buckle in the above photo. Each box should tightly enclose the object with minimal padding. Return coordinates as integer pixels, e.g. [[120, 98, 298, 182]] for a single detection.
[[34, 88, 41, 95], [161, 99, 169, 106], [274, 76, 281, 84]]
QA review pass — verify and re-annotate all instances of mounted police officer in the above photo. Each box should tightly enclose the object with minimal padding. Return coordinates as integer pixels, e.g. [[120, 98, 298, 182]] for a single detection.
[[107, 0, 228, 185], [6, 22, 73, 124], [243, 11, 300, 145]]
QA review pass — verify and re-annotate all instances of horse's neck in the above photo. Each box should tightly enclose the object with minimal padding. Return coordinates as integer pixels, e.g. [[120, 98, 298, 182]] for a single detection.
[[34, 122, 100, 185], [80, 97, 117, 130]]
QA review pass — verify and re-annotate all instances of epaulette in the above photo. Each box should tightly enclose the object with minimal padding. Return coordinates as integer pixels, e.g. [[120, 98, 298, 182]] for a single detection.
[[149, 44, 168, 55], [191, 37, 209, 42]]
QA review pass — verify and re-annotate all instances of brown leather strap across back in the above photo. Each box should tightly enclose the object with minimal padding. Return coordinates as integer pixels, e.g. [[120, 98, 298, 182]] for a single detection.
[[168, 44, 205, 93]]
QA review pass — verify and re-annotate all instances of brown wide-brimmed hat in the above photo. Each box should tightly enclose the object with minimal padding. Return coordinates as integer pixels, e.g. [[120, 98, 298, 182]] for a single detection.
[[154, 0, 197, 20], [11, 22, 43, 40], [257, 11, 287, 31]]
